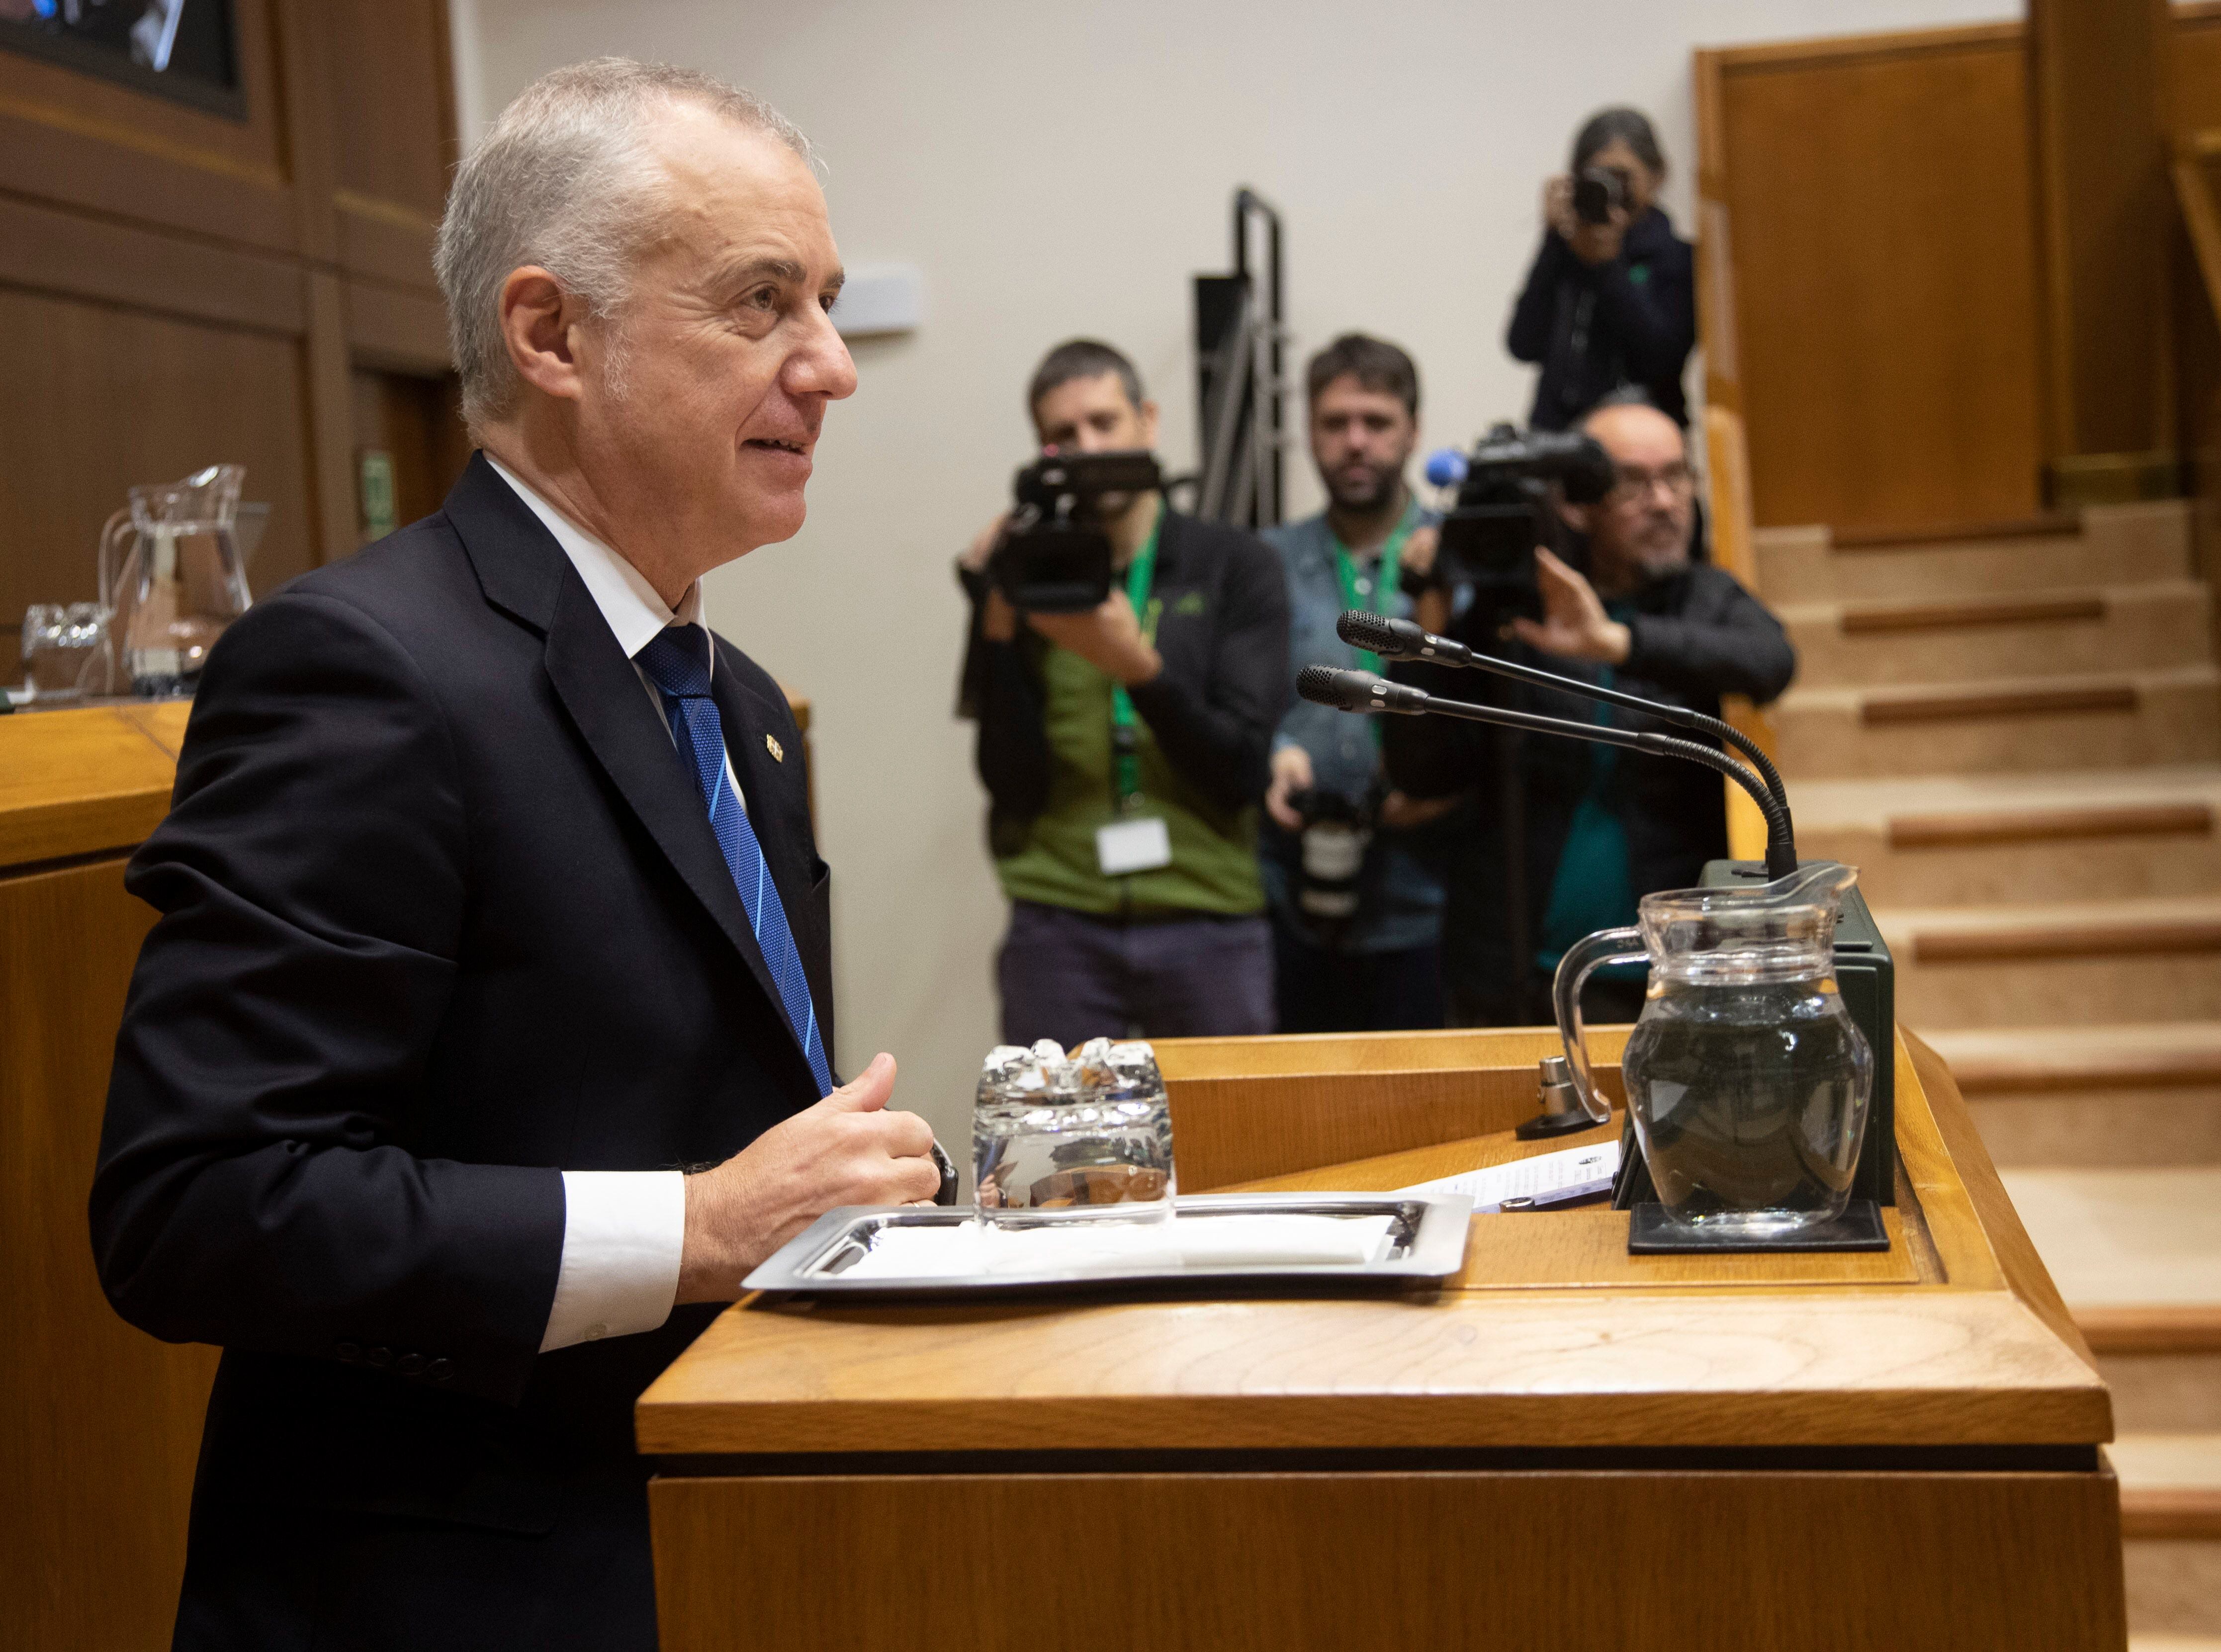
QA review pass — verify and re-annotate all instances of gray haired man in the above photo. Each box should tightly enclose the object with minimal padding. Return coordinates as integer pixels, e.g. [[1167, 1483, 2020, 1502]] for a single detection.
[[90, 59, 936, 1651]]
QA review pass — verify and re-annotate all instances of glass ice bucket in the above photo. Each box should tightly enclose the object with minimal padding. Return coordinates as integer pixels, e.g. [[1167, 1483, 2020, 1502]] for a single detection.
[[95, 464, 253, 697], [1553, 861, 1876, 1239], [973, 1038, 1175, 1225]]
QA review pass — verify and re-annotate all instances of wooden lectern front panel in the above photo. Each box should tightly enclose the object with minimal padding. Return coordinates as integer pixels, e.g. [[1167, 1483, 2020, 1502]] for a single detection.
[[649, 1466, 2126, 1651]]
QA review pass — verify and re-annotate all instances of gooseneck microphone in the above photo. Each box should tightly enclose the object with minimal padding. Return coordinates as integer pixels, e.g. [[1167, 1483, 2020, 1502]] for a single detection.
[[1335, 608, 1793, 828], [1298, 665, 1799, 879]]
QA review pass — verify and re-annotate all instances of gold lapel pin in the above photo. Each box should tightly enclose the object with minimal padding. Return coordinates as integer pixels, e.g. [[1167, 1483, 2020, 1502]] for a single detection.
[[765, 733, 785, 763]]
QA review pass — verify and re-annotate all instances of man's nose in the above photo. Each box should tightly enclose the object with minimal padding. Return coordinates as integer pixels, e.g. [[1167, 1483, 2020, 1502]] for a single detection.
[[788, 306, 858, 401]]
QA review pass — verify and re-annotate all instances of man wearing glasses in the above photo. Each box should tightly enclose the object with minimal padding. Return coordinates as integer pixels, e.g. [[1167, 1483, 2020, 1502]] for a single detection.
[[1385, 394, 1795, 1026]]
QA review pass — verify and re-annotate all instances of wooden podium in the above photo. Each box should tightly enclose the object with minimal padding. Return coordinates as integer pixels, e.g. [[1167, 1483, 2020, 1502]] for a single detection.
[[639, 1028, 2125, 1650]]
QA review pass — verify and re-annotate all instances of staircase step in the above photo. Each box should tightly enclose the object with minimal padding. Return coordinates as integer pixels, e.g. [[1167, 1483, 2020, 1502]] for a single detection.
[[1779, 581, 2213, 688], [2116, 1436, 2221, 1540], [2120, 1431, 2221, 1636], [1794, 769, 2221, 905], [1755, 499, 2191, 603], [2000, 1168, 2221, 1309], [1883, 900, 2221, 1026], [1774, 665, 2221, 778], [1926, 1025, 2221, 1094], [1925, 1025, 2221, 1168]]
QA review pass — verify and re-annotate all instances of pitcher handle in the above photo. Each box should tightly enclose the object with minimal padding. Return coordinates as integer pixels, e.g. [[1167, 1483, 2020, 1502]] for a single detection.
[[97, 507, 132, 614], [1551, 927, 1646, 1124]]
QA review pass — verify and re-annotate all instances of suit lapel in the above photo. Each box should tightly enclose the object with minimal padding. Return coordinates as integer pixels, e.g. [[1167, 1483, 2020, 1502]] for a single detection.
[[444, 455, 815, 1092]]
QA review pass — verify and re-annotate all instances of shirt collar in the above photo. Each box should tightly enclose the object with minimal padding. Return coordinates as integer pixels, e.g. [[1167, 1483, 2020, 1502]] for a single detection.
[[483, 452, 711, 673]]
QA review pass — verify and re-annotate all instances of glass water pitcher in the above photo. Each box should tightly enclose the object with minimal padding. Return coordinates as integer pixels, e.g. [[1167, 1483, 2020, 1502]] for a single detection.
[[1553, 861, 1875, 1239], [96, 464, 252, 697]]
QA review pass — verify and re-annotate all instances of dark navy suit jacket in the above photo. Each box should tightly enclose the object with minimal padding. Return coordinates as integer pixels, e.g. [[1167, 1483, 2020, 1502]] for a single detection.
[[90, 453, 828, 1650]]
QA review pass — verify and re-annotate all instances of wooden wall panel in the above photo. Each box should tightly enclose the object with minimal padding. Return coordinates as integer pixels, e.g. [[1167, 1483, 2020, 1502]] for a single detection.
[[2178, 4, 2221, 132], [0, 289, 317, 680], [0, 0, 462, 686], [0, 858, 220, 1651], [1717, 33, 2047, 531]]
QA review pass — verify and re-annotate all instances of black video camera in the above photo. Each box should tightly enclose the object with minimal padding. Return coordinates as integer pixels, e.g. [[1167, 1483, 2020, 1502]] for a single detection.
[[987, 449, 1162, 613], [1573, 164, 1630, 226], [1428, 424, 1615, 619], [1285, 786, 1375, 933]]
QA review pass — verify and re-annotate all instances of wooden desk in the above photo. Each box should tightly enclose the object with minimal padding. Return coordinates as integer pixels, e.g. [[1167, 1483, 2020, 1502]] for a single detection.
[[0, 701, 214, 1651], [640, 1028, 2124, 1650]]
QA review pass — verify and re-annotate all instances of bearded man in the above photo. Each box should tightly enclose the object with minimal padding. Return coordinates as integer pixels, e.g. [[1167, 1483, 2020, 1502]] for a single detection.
[[1382, 393, 1796, 1026], [1260, 334, 1456, 1032]]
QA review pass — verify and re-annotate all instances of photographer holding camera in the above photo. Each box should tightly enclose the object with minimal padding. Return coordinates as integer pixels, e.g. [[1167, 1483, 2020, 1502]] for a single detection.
[[1507, 106, 1695, 432], [1385, 396, 1794, 1027], [1262, 335, 1455, 1033], [958, 340, 1290, 1046]]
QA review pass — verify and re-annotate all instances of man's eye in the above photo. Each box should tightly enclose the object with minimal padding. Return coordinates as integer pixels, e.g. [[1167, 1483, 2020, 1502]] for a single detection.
[[741, 287, 779, 313]]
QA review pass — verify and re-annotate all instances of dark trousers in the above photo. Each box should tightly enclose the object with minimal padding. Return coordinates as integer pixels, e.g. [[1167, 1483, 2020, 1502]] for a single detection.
[[997, 899, 1275, 1047], [1271, 921, 1445, 1034]]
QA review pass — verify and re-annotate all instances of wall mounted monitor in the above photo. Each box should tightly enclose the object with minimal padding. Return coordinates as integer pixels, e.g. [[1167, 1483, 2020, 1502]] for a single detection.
[[0, 0, 243, 119]]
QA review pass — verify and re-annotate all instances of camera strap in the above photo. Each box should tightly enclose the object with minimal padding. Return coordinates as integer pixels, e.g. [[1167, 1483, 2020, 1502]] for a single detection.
[[1109, 502, 1168, 813], [1331, 497, 1421, 673]]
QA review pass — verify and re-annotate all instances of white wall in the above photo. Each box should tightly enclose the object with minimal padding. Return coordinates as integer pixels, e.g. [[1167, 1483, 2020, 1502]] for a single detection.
[[463, 0, 2016, 1154]]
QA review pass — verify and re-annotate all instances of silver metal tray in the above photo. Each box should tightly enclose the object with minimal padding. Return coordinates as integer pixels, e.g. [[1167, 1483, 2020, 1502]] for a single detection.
[[742, 1193, 1475, 1296]]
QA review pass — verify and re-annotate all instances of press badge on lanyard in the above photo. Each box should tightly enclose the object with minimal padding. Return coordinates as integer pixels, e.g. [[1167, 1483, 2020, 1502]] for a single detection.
[[1096, 505, 1175, 878]]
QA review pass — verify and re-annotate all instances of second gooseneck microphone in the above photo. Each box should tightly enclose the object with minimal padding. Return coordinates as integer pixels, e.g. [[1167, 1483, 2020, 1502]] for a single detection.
[[1335, 608, 1793, 830], [1298, 664, 1799, 879]]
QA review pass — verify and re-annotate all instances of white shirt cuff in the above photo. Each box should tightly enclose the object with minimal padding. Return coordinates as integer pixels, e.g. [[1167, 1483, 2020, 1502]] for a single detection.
[[539, 1170, 687, 1353]]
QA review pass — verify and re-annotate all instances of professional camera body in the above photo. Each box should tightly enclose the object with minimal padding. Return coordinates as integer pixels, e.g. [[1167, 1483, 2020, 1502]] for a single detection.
[[1285, 785, 1375, 934], [1426, 424, 1615, 619], [1573, 164, 1630, 226], [987, 448, 1162, 613]]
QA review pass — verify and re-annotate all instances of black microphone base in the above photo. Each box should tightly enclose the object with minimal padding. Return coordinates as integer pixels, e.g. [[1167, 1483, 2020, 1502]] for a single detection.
[[1514, 1108, 1603, 1141], [1626, 1198, 1889, 1254]]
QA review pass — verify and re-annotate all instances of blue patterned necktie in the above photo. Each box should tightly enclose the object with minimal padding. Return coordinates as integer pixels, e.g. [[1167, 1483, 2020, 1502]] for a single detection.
[[634, 626, 833, 1097]]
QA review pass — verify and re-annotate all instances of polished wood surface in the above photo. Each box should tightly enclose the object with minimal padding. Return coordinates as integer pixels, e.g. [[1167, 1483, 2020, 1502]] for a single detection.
[[0, 0, 463, 680], [651, 1467, 2125, 1652], [0, 703, 189, 868], [0, 713, 211, 1649], [638, 1030, 2111, 1458], [1157, 1026, 1624, 1192]]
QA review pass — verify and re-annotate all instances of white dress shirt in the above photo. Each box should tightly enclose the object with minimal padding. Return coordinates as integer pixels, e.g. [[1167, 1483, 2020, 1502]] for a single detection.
[[483, 454, 738, 1354]]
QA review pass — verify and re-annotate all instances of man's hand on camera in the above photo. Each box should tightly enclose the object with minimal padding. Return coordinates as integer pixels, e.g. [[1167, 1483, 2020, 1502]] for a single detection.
[[1026, 590, 1162, 685], [963, 514, 1020, 642], [1400, 523, 1439, 582], [675, 1052, 940, 1303], [1508, 548, 1631, 666], [1265, 744, 1315, 832]]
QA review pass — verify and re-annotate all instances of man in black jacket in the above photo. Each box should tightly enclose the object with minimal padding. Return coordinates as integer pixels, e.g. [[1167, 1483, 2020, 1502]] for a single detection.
[[89, 61, 940, 1651], [958, 341, 1289, 1045], [1385, 398, 1795, 1026]]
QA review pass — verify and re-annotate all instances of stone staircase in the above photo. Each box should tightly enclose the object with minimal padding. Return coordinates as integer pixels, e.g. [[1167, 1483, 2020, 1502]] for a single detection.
[[1760, 501, 2221, 1643]]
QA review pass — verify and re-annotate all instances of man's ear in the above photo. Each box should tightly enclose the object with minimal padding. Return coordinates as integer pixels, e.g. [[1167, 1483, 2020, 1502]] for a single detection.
[[1558, 497, 1593, 535], [498, 265, 591, 405], [1136, 398, 1161, 450]]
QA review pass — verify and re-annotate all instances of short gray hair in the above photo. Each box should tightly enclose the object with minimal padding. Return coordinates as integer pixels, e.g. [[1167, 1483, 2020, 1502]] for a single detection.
[[435, 58, 810, 432]]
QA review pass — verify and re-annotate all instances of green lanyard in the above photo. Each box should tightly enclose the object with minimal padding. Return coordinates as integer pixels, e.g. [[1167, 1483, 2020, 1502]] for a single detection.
[[1331, 497, 1420, 673], [1110, 503, 1167, 813]]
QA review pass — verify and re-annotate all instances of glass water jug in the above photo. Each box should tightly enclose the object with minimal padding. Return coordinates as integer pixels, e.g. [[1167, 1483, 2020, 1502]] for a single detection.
[[96, 464, 252, 697], [1553, 861, 1875, 1238]]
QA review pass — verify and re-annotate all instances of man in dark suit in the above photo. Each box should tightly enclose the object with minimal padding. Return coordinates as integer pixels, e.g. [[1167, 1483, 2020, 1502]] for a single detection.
[[88, 60, 940, 1651]]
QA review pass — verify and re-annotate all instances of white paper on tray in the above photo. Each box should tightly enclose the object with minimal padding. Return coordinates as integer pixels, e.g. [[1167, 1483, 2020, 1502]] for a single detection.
[[835, 1212, 1400, 1282], [1394, 1138, 1621, 1213]]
